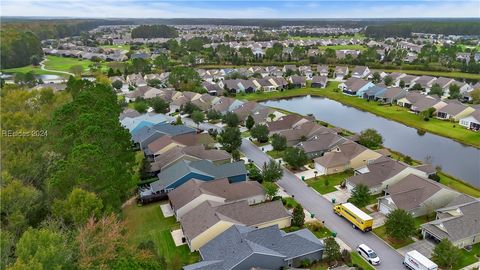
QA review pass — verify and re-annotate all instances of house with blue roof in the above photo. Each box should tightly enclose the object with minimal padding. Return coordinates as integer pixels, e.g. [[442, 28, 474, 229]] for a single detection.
[[120, 113, 167, 132], [184, 225, 324, 270], [339, 77, 375, 97], [131, 123, 196, 150], [148, 160, 247, 194]]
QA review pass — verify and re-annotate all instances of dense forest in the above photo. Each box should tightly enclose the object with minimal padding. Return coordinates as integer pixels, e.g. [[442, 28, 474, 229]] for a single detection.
[[0, 80, 163, 269], [131, 25, 178, 39], [0, 30, 43, 69], [365, 21, 480, 38]]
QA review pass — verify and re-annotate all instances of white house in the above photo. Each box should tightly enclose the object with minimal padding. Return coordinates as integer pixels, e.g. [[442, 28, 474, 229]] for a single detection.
[[459, 110, 480, 131]]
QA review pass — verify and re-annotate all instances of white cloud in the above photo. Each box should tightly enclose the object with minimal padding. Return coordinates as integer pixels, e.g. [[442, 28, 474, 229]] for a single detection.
[[1, 0, 478, 18]]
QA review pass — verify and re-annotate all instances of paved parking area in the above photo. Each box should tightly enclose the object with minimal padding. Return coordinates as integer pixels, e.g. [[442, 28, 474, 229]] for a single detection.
[[160, 203, 174, 218], [171, 229, 186, 247], [370, 211, 387, 229], [398, 239, 435, 258], [322, 187, 351, 204]]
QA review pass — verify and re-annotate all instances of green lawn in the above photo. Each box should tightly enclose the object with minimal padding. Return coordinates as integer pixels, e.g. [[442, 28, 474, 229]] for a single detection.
[[351, 251, 376, 270], [319, 44, 367, 51], [243, 83, 480, 149], [381, 69, 480, 80], [241, 130, 251, 138], [306, 171, 353, 195], [372, 225, 414, 249], [123, 202, 200, 267], [455, 243, 480, 270], [266, 149, 284, 159], [438, 172, 480, 198], [282, 197, 299, 209]]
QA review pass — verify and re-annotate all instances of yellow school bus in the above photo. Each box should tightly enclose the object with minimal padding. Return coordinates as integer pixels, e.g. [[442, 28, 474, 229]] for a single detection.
[[333, 203, 373, 232]]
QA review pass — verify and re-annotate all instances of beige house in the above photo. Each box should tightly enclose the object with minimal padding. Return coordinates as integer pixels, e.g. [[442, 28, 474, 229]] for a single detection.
[[422, 195, 480, 248], [168, 178, 265, 219], [346, 156, 428, 194], [181, 200, 291, 251], [314, 140, 383, 175], [378, 174, 459, 217], [436, 102, 475, 121]]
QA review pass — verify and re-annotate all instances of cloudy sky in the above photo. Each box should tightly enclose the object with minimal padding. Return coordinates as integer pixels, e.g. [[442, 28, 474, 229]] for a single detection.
[[1, 0, 479, 18]]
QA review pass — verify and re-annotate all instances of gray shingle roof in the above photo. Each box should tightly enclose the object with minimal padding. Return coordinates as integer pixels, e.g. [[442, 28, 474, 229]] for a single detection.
[[185, 225, 323, 270]]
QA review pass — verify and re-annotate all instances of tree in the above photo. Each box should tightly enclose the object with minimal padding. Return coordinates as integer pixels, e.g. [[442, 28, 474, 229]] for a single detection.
[[181, 102, 200, 115], [403, 155, 413, 165], [448, 84, 460, 99], [399, 80, 406, 88], [283, 147, 308, 170], [30, 55, 40, 66], [262, 160, 283, 182], [471, 88, 480, 104], [250, 124, 269, 143], [134, 101, 148, 113], [358, 128, 383, 149], [245, 115, 255, 130], [218, 127, 242, 153], [222, 111, 239, 127], [12, 227, 74, 269], [292, 204, 305, 227], [432, 239, 461, 269], [429, 83, 444, 97], [111, 80, 123, 90], [349, 184, 372, 208], [149, 97, 169, 113], [52, 188, 103, 226], [191, 110, 205, 128], [271, 134, 287, 151], [168, 66, 202, 92], [384, 209, 416, 241], [411, 83, 424, 91], [248, 164, 263, 183], [324, 237, 342, 263], [175, 115, 183, 125], [383, 75, 393, 86], [69, 65, 84, 77], [263, 182, 279, 200], [147, 78, 162, 88], [372, 72, 381, 83], [206, 109, 221, 121]]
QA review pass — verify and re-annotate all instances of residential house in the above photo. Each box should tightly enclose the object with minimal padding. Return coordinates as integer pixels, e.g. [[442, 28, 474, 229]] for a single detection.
[[421, 195, 480, 248], [401, 75, 420, 89], [436, 102, 475, 121], [345, 156, 427, 194], [266, 114, 312, 135], [253, 78, 276, 92], [180, 200, 291, 251], [351, 66, 370, 78], [298, 66, 313, 80], [148, 145, 231, 175], [288, 75, 307, 88], [145, 133, 214, 159], [362, 85, 387, 100], [459, 110, 480, 131], [268, 76, 289, 90], [120, 113, 168, 133], [279, 121, 336, 146], [311, 76, 328, 88], [203, 82, 224, 96], [168, 178, 265, 219], [375, 87, 407, 104], [149, 160, 247, 193], [333, 66, 349, 80], [131, 123, 196, 150], [283, 65, 297, 73], [313, 140, 383, 175], [338, 77, 375, 96], [317, 65, 329, 76], [416, 75, 436, 91], [378, 174, 459, 217], [184, 225, 324, 270], [297, 133, 347, 158], [410, 96, 447, 114]]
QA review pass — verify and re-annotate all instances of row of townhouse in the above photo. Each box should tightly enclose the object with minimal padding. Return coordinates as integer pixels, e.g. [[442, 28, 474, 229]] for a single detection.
[[43, 47, 128, 62]]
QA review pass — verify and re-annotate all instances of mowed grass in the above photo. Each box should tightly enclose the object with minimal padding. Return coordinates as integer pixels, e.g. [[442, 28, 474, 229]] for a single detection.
[[319, 44, 367, 51], [44, 55, 93, 73], [122, 201, 200, 267], [381, 69, 480, 80], [306, 171, 353, 195], [455, 243, 480, 270], [437, 172, 480, 198], [1, 64, 66, 76], [372, 225, 414, 249], [351, 251, 376, 270]]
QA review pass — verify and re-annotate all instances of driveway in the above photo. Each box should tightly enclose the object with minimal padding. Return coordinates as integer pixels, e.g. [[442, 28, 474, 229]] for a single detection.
[[322, 187, 351, 204], [397, 239, 435, 258], [240, 138, 404, 270]]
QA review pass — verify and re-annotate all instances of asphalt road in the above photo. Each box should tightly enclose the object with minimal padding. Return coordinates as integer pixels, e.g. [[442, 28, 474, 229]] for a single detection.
[[240, 138, 405, 270]]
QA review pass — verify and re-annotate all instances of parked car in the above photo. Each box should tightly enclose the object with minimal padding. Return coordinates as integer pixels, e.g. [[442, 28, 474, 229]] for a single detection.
[[356, 244, 380, 265], [403, 250, 438, 270]]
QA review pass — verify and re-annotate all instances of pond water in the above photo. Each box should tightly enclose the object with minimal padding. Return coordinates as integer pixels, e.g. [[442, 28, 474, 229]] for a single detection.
[[261, 95, 480, 187]]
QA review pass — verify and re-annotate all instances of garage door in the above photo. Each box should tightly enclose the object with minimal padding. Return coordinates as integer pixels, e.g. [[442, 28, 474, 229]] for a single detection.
[[379, 201, 393, 215]]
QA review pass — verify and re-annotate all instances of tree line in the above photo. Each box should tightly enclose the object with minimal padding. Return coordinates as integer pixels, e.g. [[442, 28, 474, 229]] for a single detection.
[[131, 25, 179, 39], [1, 79, 163, 269], [365, 21, 480, 38], [0, 30, 43, 69]]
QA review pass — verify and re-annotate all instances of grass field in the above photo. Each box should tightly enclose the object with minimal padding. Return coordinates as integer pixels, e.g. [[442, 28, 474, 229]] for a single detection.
[[319, 44, 367, 51], [306, 171, 353, 195], [438, 172, 480, 198], [381, 69, 480, 80], [455, 243, 480, 270], [1, 64, 66, 76], [123, 201, 200, 267], [351, 252, 376, 270], [373, 225, 414, 249], [242, 83, 480, 149]]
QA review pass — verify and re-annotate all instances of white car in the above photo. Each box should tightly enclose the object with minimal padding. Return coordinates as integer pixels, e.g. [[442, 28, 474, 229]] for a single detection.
[[357, 244, 380, 265]]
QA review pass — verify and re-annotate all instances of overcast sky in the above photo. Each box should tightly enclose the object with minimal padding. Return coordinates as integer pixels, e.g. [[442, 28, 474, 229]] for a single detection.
[[1, 0, 479, 18]]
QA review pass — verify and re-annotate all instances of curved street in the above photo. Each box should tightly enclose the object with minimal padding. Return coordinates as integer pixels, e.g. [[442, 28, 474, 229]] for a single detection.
[[240, 138, 405, 270]]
